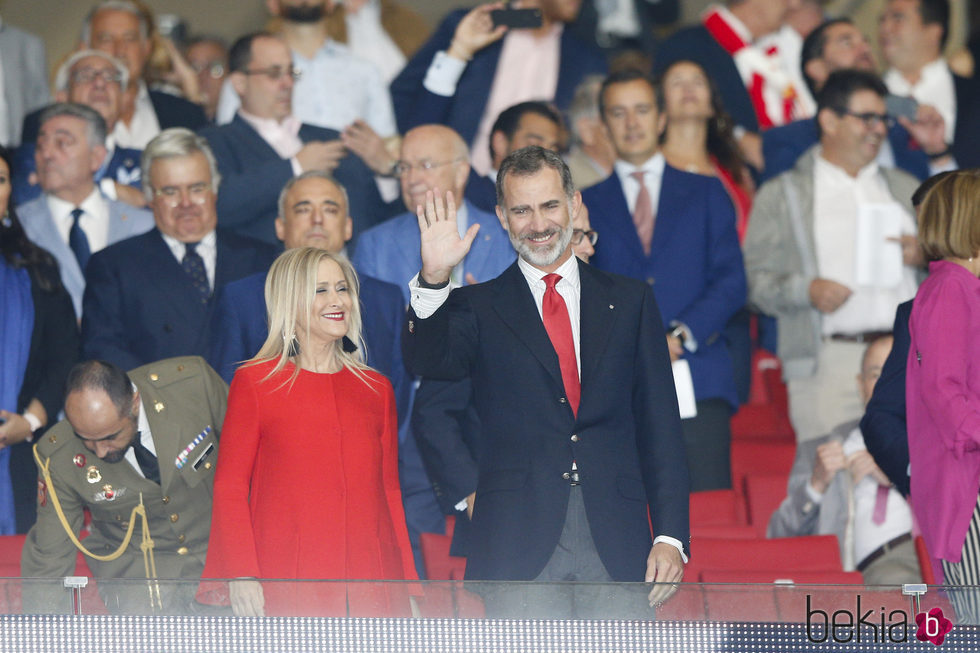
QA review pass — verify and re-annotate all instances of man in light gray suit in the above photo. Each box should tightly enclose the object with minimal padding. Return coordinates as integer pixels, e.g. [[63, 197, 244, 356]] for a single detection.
[[0, 17, 49, 146], [18, 102, 153, 317]]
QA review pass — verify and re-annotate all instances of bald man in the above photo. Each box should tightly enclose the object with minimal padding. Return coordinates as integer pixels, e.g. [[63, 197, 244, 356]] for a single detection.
[[352, 123, 516, 574]]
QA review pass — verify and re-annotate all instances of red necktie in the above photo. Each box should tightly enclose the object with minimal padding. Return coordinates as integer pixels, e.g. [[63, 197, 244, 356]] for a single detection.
[[542, 274, 580, 416], [872, 484, 889, 525], [631, 171, 655, 255]]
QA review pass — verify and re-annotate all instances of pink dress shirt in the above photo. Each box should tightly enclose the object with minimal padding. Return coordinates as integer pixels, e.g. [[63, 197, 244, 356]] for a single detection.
[[907, 260, 980, 569]]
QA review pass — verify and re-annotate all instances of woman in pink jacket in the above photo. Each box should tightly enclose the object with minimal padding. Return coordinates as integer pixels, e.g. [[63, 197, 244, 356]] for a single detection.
[[907, 169, 980, 621]]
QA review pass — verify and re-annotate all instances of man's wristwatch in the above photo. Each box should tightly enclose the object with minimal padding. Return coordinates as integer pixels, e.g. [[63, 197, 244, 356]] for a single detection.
[[669, 325, 687, 345]]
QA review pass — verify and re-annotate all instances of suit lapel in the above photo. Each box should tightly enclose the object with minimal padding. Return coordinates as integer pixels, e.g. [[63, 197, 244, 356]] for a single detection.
[[231, 116, 283, 162], [578, 261, 616, 398], [145, 230, 210, 322], [105, 200, 142, 242], [652, 166, 691, 253], [603, 175, 648, 261], [463, 205, 497, 283], [148, 409, 180, 491], [490, 264, 565, 392]]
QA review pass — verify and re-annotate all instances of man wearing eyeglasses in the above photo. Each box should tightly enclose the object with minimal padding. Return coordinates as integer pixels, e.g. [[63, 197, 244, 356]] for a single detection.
[[13, 50, 145, 208], [744, 69, 922, 444], [17, 102, 153, 319], [81, 128, 278, 370], [201, 32, 386, 246], [582, 69, 746, 493], [353, 123, 515, 576]]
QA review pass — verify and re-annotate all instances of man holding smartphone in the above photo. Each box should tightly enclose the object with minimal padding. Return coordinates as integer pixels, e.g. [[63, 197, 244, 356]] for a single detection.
[[391, 1, 606, 179]]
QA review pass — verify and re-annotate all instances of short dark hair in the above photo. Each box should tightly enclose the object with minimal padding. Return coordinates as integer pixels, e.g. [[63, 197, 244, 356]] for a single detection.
[[918, 0, 950, 49], [800, 18, 855, 97], [598, 69, 656, 120], [912, 169, 957, 208], [816, 69, 888, 116], [488, 101, 564, 165], [495, 145, 574, 208], [228, 31, 275, 74], [65, 360, 135, 417]]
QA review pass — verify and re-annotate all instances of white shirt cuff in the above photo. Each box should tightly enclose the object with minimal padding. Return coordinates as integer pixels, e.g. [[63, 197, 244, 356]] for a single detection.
[[423, 51, 467, 97], [99, 177, 117, 200], [454, 498, 469, 512], [805, 481, 825, 504], [409, 273, 455, 319], [653, 535, 688, 564]]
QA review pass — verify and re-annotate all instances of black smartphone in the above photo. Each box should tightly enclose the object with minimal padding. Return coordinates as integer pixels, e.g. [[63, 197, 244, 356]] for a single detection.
[[491, 8, 543, 29], [885, 94, 918, 122]]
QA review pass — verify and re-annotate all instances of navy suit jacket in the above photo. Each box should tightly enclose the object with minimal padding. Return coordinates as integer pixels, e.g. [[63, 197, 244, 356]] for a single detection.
[[464, 169, 497, 214], [760, 118, 930, 185], [403, 260, 690, 581], [12, 143, 143, 206], [19, 90, 207, 146], [207, 267, 410, 423], [861, 299, 912, 497], [655, 25, 759, 133], [82, 228, 278, 369], [583, 166, 746, 409], [200, 115, 387, 245], [391, 9, 606, 143], [951, 74, 980, 169]]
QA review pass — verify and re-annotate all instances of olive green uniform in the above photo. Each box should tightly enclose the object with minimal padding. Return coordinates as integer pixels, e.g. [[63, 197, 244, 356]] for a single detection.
[[21, 356, 227, 613]]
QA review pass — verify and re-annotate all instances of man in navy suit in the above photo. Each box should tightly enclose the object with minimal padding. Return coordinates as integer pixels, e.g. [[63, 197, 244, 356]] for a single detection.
[[760, 18, 948, 184], [201, 32, 386, 246], [82, 128, 278, 370], [404, 146, 688, 617], [208, 170, 409, 416], [582, 70, 746, 492], [14, 50, 144, 207], [17, 102, 153, 318], [391, 1, 605, 178], [353, 123, 516, 576]]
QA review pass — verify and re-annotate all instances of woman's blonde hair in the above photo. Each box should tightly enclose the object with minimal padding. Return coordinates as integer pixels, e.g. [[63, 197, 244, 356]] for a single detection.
[[249, 247, 375, 388], [918, 169, 980, 262]]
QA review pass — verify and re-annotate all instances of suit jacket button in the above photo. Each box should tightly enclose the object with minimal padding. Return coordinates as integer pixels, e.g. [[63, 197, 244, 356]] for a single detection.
[[559, 397, 567, 404], [161, 495, 170, 504], [570, 434, 579, 442], [170, 513, 179, 523], [178, 533, 186, 543], [647, 277, 655, 285], [562, 472, 571, 480], [177, 547, 189, 556]]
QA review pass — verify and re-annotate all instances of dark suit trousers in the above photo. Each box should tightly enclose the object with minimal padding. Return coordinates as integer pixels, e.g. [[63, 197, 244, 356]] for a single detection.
[[479, 487, 652, 619], [682, 399, 732, 492]]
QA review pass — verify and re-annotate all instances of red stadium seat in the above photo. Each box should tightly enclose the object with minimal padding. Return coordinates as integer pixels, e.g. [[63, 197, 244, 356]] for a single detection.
[[915, 535, 937, 585], [685, 535, 843, 583], [745, 473, 791, 536], [730, 441, 796, 492], [420, 532, 466, 581], [691, 524, 758, 539], [690, 489, 743, 527]]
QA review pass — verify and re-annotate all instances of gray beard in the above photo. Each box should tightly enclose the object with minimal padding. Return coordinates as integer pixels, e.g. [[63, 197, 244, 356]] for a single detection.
[[510, 218, 574, 268]]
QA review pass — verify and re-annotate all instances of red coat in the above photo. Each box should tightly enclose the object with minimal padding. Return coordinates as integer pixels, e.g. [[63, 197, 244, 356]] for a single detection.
[[200, 360, 417, 616]]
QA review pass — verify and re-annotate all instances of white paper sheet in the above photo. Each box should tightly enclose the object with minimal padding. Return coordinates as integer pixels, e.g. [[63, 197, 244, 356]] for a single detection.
[[854, 203, 904, 287], [672, 359, 698, 419]]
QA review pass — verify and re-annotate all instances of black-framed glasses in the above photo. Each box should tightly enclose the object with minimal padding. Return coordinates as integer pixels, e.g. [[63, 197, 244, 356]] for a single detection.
[[242, 66, 301, 81], [392, 157, 464, 176], [571, 229, 598, 246], [70, 68, 124, 85], [835, 108, 894, 129]]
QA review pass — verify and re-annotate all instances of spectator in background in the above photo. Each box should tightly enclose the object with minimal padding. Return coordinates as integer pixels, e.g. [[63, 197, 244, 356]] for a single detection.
[[17, 103, 153, 318], [82, 128, 277, 369], [564, 75, 616, 190], [760, 18, 948, 185], [769, 335, 920, 585], [466, 101, 565, 213], [0, 145, 79, 533], [185, 36, 229, 122], [13, 50, 146, 208], [200, 32, 385, 245], [743, 70, 921, 443], [0, 15, 49, 147], [907, 169, 980, 614], [569, 0, 679, 63], [879, 0, 980, 169], [392, 0, 606, 178], [583, 70, 746, 491]]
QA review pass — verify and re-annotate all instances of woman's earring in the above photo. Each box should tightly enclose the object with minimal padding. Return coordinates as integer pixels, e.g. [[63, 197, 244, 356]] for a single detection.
[[284, 332, 300, 357]]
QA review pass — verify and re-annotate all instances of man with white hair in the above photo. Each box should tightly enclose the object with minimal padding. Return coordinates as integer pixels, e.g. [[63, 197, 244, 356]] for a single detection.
[[13, 50, 144, 207]]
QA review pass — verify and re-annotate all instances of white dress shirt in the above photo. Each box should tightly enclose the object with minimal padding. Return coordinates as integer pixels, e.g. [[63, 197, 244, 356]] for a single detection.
[[884, 58, 957, 144], [812, 152, 918, 335], [112, 81, 161, 149], [47, 187, 110, 254], [344, 0, 406, 84], [161, 229, 218, 289], [613, 152, 665, 216], [125, 384, 157, 479]]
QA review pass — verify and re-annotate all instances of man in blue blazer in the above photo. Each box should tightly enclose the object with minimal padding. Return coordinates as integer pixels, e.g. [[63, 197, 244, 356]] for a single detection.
[[390, 2, 605, 174], [353, 124, 516, 576], [200, 33, 386, 246], [583, 70, 746, 492], [404, 146, 688, 617], [208, 171, 409, 418], [82, 129, 278, 370], [18, 102, 153, 318]]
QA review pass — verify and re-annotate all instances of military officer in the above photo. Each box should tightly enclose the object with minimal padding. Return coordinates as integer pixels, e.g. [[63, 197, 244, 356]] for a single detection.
[[21, 357, 226, 614]]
